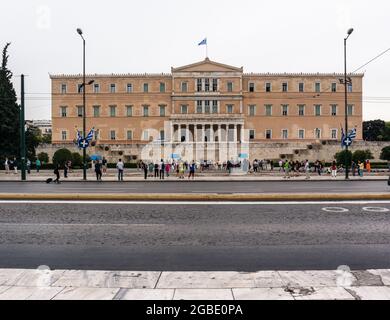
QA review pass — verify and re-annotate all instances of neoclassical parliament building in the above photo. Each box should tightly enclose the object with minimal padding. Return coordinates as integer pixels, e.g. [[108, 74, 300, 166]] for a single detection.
[[50, 58, 363, 162]]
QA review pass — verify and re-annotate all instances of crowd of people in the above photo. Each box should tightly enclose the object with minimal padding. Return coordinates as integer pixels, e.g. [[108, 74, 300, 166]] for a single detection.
[[139, 160, 197, 180]]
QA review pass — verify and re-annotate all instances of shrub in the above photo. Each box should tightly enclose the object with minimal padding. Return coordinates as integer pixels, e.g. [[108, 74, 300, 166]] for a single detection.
[[52, 148, 72, 166], [71, 152, 83, 167], [352, 149, 374, 163], [335, 150, 352, 166], [380, 146, 390, 161], [37, 152, 49, 164]]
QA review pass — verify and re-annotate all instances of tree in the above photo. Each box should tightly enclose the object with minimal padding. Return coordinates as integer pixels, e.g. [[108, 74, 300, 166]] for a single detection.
[[37, 152, 49, 164], [363, 120, 389, 141], [52, 148, 72, 166], [352, 149, 374, 163], [25, 126, 41, 161], [0, 43, 20, 160], [41, 134, 52, 144], [335, 150, 352, 166], [380, 146, 390, 161]]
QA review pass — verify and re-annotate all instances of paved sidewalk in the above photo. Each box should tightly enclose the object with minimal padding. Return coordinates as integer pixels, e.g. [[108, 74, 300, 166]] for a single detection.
[[0, 268, 390, 300]]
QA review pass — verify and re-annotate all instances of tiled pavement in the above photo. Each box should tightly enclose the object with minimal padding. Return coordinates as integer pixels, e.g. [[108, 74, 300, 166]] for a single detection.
[[1, 268, 390, 300]]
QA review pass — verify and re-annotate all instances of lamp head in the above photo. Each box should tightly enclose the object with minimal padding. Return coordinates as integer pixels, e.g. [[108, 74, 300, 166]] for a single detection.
[[77, 28, 83, 35], [347, 28, 354, 35]]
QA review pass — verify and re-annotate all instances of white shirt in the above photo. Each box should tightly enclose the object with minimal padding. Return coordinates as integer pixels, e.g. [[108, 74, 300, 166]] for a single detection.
[[117, 161, 124, 170]]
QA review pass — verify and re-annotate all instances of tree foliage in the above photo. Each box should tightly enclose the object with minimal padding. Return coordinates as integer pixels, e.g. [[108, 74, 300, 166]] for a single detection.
[[71, 152, 82, 167], [52, 148, 72, 167], [363, 120, 390, 141], [380, 146, 390, 161], [0, 43, 20, 159], [352, 149, 374, 163], [335, 150, 352, 166], [37, 152, 49, 163], [25, 126, 41, 161]]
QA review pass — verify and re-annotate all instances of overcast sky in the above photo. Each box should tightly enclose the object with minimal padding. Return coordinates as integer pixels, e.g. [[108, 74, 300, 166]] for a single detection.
[[3, 0, 390, 121]]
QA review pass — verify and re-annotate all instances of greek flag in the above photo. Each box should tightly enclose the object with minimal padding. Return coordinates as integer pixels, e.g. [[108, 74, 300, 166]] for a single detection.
[[85, 127, 95, 142], [198, 38, 207, 46], [76, 129, 82, 144], [348, 128, 357, 140]]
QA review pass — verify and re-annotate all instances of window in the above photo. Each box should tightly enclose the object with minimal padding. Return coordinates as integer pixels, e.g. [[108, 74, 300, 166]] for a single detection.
[[77, 106, 84, 117], [143, 130, 149, 141], [109, 105, 116, 117], [315, 128, 321, 139], [331, 104, 337, 116], [282, 129, 288, 139], [181, 82, 188, 92], [110, 130, 116, 140], [61, 84, 67, 94], [127, 130, 133, 140], [143, 106, 149, 117], [265, 105, 272, 116], [299, 83, 304, 92], [93, 105, 100, 117], [212, 101, 218, 114], [331, 129, 338, 139], [282, 105, 288, 116], [126, 105, 133, 117], [160, 130, 165, 141], [78, 84, 84, 93], [143, 83, 149, 93], [127, 83, 133, 93], [249, 105, 256, 116], [315, 105, 321, 116], [298, 105, 305, 116], [298, 129, 305, 139], [212, 79, 218, 92], [266, 129, 272, 140], [249, 82, 255, 92], [282, 82, 288, 92], [347, 104, 353, 116], [160, 82, 166, 93], [60, 106, 67, 117], [61, 131, 67, 140], [110, 84, 116, 93], [196, 101, 202, 113], [197, 79, 202, 92], [331, 83, 337, 92], [181, 105, 188, 114], [93, 83, 100, 93], [204, 101, 210, 113], [249, 130, 255, 140], [265, 82, 271, 92], [227, 82, 233, 92], [315, 82, 321, 93], [205, 78, 210, 92], [159, 105, 166, 117], [94, 130, 99, 141], [227, 105, 233, 114], [348, 83, 353, 92]]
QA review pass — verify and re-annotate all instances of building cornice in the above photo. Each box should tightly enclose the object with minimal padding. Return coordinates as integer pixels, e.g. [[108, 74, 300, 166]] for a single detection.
[[50, 73, 172, 79], [243, 72, 364, 77]]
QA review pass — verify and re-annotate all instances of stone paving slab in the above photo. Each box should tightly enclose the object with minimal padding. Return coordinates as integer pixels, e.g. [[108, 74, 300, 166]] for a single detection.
[[232, 288, 294, 300], [52, 287, 120, 300], [291, 287, 355, 300], [0, 286, 64, 300], [278, 271, 349, 287], [115, 289, 175, 300], [367, 269, 390, 286], [347, 286, 390, 300], [173, 289, 234, 300]]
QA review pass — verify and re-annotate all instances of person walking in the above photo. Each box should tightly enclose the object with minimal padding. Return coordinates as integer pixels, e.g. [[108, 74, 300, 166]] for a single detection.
[[142, 161, 148, 180], [351, 161, 356, 176], [35, 159, 41, 173], [359, 161, 364, 178], [366, 160, 371, 174], [159, 159, 165, 180], [95, 160, 102, 181], [53, 164, 60, 184], [13, 157, 18, 174], [188, 161, 196, 179], [165, 162, 171, 178], [283, 160, 290, 179], [154, 162, 159, 179], [148, 162, 154, 178], [331, 161, 337, 178], [102, 157, 107, 175], [116, 159, 124, 181], [304, 160, 310, 180], [26, 159, 31, 174], [179, 162, 185, 179], [4, 158, 10, 174]]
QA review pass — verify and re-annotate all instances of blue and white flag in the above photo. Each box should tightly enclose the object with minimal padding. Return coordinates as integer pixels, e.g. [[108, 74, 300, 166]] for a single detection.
[[76, 129, 82, 144], [85, 127, 95, 142], [348, 128, 357, 140], [198, 38, 207, 46]]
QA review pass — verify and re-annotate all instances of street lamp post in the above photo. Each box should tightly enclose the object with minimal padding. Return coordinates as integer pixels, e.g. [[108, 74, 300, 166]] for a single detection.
[[344, 28, 354, 180], [77, 28, 87, 180]]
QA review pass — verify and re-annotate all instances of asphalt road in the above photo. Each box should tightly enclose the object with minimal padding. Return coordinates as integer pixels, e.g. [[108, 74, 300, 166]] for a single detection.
[[0, 180, 389, 194], [0, 202, 390, 271]]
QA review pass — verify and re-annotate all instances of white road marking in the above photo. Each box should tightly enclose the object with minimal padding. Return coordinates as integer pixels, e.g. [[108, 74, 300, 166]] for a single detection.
[[0, 223, 164, 227], [1, 200, 390, 205], [322, 207, 350, 213], [362, 207, 390, 213]]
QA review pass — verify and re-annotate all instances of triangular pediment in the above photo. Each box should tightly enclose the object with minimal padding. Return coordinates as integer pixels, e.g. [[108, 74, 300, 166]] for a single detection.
[[172, 58, 243, 73]]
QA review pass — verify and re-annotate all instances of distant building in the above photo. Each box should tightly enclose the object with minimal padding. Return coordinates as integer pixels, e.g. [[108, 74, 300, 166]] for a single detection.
[[26, 120, 52, 136]]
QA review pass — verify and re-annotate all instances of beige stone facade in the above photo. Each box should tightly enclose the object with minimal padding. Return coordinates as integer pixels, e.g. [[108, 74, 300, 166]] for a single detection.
[[50, 58, 363, 162]]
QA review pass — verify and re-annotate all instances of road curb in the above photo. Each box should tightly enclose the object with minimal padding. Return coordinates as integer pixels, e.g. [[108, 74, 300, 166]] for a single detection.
[[1, 193, 390, 201]]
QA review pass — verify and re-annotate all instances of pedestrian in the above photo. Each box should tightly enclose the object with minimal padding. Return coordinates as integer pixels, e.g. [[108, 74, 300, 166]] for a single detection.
[[304, 160, 310, 180], [35, 159, 41, 173], [188, 161, 196, 179], [160, 159, 165, 180], [13, 157, 18, 174], [102, 157, 107, 174], [154, 162, 159, 178], [64, 160, 69, 178], [331, 161, 337, 178], [279, 159, 283, 172], [179, 162, 185, 179], [95, 160, 102, 181], [283, 160, 290, 179], [142, 161, 148, 180], [26, 159, 31, 174], [165, 162, 171, 178], [53, 164, 60, 184], [366, 160, 371, 174], [270, 161, 274, 171], [148, 162, 154, 178], [358, 161, 364, 178], [4, 158, 10, 174], [351, 161, 356, 176], [116, 158, 124, 181]]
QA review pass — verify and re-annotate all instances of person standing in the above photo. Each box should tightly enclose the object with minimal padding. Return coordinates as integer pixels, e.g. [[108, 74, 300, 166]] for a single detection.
[[13, 157, 18, 174], [283, 160, 290, 179], [331, 161, 337, 178], [64, 160, 69, 178], [4, 158, 10, 174], [159, 159, 165, 180], [359, 161, 364, 178], [95, 160, 102, 181], [366, 160, 371, 174], [165, 162, 171, 178], [142, 161, 148, 180], [351, 161, 356, 176], [148, 162, 154, 178], [26, 159, 31, 174], [102, 157, 107, 175], [154, 162, 159, 179], [116, 159, 124, 181], [53, 164, 60, 184], [35, 159, 41, 173], [304, 160, 310, 180], [188, 161, 196, 180]]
